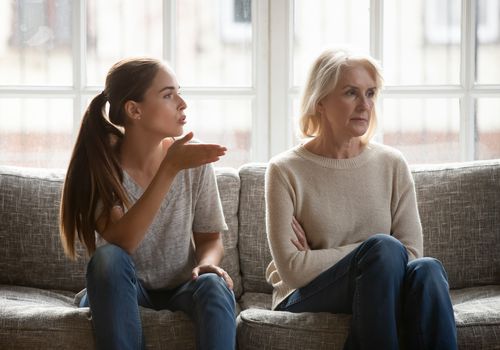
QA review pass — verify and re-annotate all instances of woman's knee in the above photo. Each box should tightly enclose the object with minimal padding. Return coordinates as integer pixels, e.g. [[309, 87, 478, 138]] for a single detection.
[[361, 234, 408, 265], [87, 244, 134, 282], [407, 257, 448, 285], [194, 273, 235, 305]]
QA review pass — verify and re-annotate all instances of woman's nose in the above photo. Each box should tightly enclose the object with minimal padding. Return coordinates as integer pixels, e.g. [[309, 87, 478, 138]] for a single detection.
[[358, 96, 372, 110], [177, 95, 187, 110]]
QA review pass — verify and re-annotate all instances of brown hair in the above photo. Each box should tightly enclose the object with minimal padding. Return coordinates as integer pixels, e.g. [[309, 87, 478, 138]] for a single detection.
[[299, 48, 383, 144], [59, 57, 164, 259]]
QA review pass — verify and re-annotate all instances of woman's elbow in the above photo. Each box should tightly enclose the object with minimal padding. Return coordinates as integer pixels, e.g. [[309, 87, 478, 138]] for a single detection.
[[275, 259, 308, 289]]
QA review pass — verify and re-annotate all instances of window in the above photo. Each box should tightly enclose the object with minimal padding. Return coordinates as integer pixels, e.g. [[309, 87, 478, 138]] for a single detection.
[[425, 0, 499, 44], [277, 0, 500, 164], [379, 0, 500, 163], [1, 0, 499, 168], [0, 0, 264, 168]]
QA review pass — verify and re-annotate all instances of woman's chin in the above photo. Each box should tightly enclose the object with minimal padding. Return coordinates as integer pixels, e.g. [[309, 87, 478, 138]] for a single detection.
[[351, 127, 368, 138], [164, 127, 184, 139]]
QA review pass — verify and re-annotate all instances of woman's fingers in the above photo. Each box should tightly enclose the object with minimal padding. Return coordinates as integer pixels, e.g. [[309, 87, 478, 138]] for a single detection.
[[164, 142, 227, 171], [292, 216, 306, 236], [171, 131, 193, 145], [221, 270, 234, 290], [291, 218, 306, 243], [291, 216, 310, 250], [192, 264, 233, 290], [291, 238, 305, 251]]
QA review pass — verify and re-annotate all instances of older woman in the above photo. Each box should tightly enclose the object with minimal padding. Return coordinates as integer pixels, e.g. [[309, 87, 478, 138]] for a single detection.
[[265, 49, 457, 350]]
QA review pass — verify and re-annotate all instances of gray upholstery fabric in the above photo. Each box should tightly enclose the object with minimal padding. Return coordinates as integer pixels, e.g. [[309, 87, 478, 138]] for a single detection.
[[238, 164, 273, 294], [0, 284, 197, 349], [0, 165, 241, 348], [214, 167, 243, 298], [412, 161, 500, 289], [0, 166, 88, 292], [451, 285, 500, 349], [237, 309, 351, 350], [238, 292, 272, 311], [0, 165, 242, 297], [2, 160, 500, 349], [237, 286, 500, 350]]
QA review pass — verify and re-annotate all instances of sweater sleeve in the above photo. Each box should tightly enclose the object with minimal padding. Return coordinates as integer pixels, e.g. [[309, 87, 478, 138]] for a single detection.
[[265, 162, 361, 289], [390, 158, 423, 260]]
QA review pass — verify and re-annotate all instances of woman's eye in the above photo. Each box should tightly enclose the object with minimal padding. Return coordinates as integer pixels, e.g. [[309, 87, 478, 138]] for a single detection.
[[163, 94, 172, 99], [346, 90, 356, 96]]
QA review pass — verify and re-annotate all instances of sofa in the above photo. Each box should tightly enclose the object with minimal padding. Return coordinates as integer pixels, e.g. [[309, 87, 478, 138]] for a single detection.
[[0, 160, 499, 349]]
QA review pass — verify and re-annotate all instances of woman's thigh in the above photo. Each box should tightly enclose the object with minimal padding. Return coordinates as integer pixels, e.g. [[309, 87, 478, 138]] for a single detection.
[[276, 249, 356, 314]]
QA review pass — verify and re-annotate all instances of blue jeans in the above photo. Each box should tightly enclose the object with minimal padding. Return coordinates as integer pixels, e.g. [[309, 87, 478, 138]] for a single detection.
[[79, 244, 236, 350], [276, 234, 457, 350]]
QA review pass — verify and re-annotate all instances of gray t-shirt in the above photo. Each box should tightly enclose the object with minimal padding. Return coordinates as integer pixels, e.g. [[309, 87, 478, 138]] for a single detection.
[[96, 163, 228, 290]]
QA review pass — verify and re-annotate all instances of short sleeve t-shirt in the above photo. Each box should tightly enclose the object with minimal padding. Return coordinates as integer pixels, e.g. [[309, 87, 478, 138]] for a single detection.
[[96, 163, 228, 290]]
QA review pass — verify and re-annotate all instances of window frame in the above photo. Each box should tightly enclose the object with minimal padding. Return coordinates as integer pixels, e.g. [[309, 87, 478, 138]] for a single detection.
[[1, 0, 500, 166], [269, 0, 500, 162]]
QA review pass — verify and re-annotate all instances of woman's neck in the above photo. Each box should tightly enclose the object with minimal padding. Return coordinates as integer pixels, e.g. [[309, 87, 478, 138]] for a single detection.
[[304, 134, 364, 159], [120, 132, 168, 182]]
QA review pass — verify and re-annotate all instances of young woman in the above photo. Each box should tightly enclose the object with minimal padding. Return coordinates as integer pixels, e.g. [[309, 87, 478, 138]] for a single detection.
[[60, 57, 236, 350], [265, 49, 457, 349]]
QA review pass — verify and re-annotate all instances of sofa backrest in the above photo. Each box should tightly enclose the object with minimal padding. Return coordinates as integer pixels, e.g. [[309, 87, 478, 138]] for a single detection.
[[0, 166, 243, 298], [412, 161, 500, 289], [0, 166, 87, 292], [237, 161, 500, 293], [214, 168, 243, 298], [238, 164, 273, 294]]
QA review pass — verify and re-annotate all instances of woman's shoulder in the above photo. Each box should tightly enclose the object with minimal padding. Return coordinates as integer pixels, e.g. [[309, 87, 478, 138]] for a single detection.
[[368, 141, 408, 165], [269, 144, 307, 167]]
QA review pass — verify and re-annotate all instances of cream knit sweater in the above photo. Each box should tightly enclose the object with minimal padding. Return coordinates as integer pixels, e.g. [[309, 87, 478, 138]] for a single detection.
[[265, 142, 423, 309]]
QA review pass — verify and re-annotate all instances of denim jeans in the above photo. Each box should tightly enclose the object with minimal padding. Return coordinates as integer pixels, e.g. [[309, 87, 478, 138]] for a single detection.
[[79, 244, 236, 350], [275, 234, 457, 350]]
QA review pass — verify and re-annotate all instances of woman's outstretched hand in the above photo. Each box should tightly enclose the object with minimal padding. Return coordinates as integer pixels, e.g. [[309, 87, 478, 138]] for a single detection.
[[163, 132, 227, 172], [291, 216, 310, 251]]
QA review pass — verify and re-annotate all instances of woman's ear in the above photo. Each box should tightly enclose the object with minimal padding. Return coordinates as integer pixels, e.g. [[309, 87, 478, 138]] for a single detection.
[[316, 100, 324, 116], [124, 100, 142, 121]]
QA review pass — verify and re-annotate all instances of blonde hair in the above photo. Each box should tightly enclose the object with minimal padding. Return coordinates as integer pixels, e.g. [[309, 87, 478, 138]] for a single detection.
[[299, 48, 383, 144]]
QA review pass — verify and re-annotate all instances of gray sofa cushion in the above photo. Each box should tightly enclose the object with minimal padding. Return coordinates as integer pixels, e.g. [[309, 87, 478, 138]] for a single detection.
[[0, 285, 95, 349], [413, 161, 500, 289], [238, 292, 272, 310], [214, 168, 243, 298], [451, 285, 500, 349], [0, 166, 243, 297], [237, 286, 500, 350], [0, 284, 198, 349], [237, 308, 351, 350], [238, 164, 272, 294]]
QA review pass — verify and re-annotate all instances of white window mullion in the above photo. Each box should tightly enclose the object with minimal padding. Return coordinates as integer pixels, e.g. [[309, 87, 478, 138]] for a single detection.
[[371, 0, 384, 144], [252, 0, 269, 162], [460, 0, 476, 161], [72, 0, 87, 140], [163, 0, 176, 66], [269, 0, 291, 158], [370, 0, 383, 61]]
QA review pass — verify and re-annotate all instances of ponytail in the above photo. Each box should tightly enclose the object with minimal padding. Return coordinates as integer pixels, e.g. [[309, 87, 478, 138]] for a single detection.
[[59, 92, 130, 259], [60, 57, 163, 259]]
